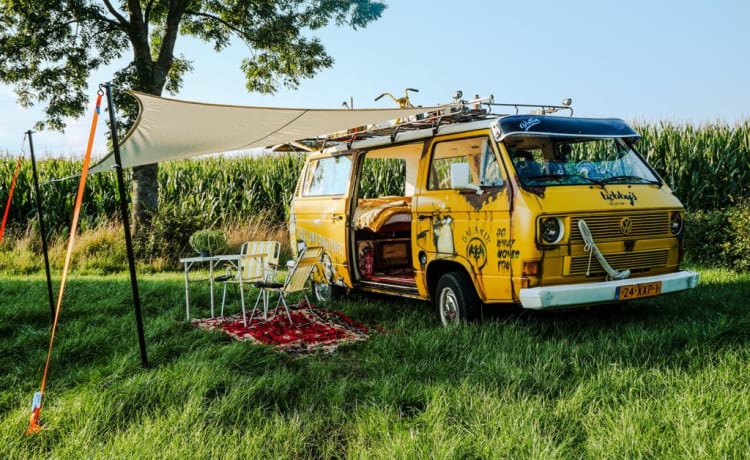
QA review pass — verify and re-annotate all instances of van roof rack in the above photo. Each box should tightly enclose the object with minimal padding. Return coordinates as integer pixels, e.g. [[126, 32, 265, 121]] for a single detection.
[[317, 92, 574, 150]]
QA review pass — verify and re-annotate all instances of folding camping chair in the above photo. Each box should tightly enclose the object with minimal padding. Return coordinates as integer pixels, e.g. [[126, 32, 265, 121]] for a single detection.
[[218, 240, 281, 326], [249, 246, 324, 326]]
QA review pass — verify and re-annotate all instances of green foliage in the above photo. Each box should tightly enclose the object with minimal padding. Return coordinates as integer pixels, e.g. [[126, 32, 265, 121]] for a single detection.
[[0, 1, 387, 131], [0, 153, 306, 268], [0, 153, 303, 237], [3, 120, 743, 239], [0, 155, 122, 240], [0, 2, 125, 130], [684, 200, 750, 271], [2, 120, 750, 271], [188, 229, 228, 256], [1, 0, 387, 234], [0, 269, 748, 457], [158, 153, 305, 227], [635, 121, 750, 211], [70, 222, 128, 275], [723, 201, 750, 272], [684, 210, 730, 266], [359, 157, 405, 198], [134, 205, 205, 267]]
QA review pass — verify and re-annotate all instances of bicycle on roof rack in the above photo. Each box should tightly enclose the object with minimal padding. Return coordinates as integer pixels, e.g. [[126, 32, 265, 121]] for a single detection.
[[374, 87, 419, 109]]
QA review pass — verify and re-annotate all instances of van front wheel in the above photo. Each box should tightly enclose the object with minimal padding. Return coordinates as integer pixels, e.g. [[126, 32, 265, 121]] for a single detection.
[[435, 271, 480, 326]]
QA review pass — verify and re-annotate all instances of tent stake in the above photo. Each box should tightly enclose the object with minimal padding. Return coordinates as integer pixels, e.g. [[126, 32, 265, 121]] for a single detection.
[[103, 83, 149, 368], [26, 131, 56, 321]]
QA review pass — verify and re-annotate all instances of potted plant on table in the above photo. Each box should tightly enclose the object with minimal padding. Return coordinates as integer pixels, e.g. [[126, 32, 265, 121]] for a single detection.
[[188, 229, 228, 257]]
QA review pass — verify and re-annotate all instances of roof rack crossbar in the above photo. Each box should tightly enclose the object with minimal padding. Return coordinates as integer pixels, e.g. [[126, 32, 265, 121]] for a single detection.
[[486, 102, 574, 117]]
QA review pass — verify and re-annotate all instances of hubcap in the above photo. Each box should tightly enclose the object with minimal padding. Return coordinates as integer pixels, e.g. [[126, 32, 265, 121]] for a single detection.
[[314, 282, 330, 303], [439, 287, 459, 325]]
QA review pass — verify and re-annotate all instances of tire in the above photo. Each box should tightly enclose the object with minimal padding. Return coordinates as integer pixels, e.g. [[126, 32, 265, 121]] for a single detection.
[[434, 271, 481, 326], [313, 282, 343, 304]]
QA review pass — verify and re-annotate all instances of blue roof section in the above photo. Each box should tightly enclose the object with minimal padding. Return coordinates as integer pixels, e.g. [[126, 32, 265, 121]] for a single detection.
[[495, 115, 640, 141]]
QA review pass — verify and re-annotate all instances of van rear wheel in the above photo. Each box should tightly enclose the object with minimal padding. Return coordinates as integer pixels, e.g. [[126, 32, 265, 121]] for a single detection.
[[435, 271, 480, 326]]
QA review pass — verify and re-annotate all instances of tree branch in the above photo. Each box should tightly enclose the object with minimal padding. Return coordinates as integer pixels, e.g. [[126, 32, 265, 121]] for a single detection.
[[126, 0, 146, 37], [152, 1, 189, 91], [144, 0, 154, 25], [184, 9, 248, 39], [124, 0, 149, 64], [102, 0, 130, 28]]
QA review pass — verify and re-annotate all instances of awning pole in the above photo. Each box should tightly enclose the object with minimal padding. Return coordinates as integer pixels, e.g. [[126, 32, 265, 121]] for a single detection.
[[26, 130, 56, 321], [103, 83, 149, 368]]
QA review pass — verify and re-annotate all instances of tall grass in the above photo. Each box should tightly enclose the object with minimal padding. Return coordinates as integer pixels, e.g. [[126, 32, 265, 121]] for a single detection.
[[0, 153, 306, 241], [635, 120, 750, 210], [0, 121, 748, 270], [0, 212, 292, 275], [159, 153, 305, 227], [359, 157, 405, 198], [0, 266, 747, 457], [1, 122, 748, 241], [0, 155, 121, 240]]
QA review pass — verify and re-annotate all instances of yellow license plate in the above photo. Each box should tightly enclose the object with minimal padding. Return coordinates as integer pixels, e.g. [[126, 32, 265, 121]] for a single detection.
[[616, 281, 662, 300]]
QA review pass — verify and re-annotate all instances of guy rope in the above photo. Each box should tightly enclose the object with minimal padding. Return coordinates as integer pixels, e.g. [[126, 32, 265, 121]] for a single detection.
[[26, 89, 103, 435], [0, 154, 23, 243]]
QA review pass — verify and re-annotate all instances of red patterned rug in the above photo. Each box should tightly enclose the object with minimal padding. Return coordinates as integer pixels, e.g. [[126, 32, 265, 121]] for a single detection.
[[192, 303, 371, 354]]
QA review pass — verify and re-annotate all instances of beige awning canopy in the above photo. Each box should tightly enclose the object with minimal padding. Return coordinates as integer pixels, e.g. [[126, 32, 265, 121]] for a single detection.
[[89, 91, 436, 173]]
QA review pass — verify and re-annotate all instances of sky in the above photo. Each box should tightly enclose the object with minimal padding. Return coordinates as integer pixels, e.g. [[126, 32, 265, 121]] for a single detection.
[[1, 0, 748, 158]]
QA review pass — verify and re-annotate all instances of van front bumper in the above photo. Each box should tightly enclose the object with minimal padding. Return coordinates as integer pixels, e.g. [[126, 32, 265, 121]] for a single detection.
[[519, 270, 700, 310]]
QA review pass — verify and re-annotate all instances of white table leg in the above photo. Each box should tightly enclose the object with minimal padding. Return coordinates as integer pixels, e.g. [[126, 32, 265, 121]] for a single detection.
[[183, 261, 191, 321], [208, 260, 216, 318]]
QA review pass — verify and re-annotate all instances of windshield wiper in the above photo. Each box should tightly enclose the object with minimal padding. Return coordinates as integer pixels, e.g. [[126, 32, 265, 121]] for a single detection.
[[527, 173, 605, 187], [600, 175, 661, 186]]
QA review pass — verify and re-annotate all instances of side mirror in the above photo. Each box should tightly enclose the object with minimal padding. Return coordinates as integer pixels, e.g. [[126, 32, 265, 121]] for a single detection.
[[480, 177, 504, 187], [450, 163, 481, 193]]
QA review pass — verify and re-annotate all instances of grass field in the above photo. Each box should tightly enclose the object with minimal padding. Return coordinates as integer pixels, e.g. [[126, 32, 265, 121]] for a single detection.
[[0, 266, 748, 458]]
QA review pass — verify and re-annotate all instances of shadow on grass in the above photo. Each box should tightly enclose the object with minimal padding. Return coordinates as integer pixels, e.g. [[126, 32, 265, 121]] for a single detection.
[[515, 272, 750, 350]]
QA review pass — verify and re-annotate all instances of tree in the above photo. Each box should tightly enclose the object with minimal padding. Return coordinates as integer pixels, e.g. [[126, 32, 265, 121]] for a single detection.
[[0, 0, 386, 237]]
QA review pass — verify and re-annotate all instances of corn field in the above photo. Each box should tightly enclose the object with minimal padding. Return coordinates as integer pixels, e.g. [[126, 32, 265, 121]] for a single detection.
[[0, 121, 748, 242], [635, 121, 750, 210], [158, 153, 305, 227]]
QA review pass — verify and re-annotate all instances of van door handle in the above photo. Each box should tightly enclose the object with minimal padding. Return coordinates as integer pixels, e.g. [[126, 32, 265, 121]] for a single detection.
[[417, 214, 432, 221], [331, 214, 344, 222]]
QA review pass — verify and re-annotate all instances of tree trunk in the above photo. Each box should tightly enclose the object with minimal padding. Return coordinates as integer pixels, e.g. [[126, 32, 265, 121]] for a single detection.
[[131, 163, 159, 236]]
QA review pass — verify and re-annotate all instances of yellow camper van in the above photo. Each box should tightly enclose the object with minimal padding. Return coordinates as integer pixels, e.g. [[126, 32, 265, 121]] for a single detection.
[[290, 95, 699, 325]]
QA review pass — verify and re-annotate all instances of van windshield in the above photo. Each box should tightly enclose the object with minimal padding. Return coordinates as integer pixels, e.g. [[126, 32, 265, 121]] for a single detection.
[[509, 138, 661, 187]]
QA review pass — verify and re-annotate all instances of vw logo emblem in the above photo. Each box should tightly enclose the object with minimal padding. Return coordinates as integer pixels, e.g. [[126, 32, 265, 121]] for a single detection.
[[620, 217, 633, 235]]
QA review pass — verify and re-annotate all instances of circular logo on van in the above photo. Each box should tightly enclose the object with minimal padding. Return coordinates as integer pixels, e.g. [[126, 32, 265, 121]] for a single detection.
[[466, 238, 487, 269], [620, 217, 633, 235]]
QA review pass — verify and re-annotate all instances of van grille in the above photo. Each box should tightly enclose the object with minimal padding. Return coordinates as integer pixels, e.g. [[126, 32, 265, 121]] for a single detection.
[[568, 212, 672, 244], [567, 249, 669, 276]]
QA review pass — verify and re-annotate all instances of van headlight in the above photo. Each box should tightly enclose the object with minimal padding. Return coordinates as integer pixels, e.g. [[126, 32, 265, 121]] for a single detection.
[[540, 217, 565, 244], [670, 211, 683, 236]]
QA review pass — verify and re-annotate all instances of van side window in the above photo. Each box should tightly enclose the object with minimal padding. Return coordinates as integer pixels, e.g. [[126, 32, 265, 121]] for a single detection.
[[480, 139, 503, 186], [429, 136, 499, 190], [302, 156, 352, 196]]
